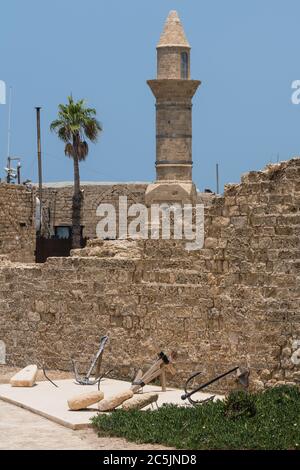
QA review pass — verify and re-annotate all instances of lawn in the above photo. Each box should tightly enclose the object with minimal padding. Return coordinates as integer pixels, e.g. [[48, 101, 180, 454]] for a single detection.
[[91, 386, 300, 450]]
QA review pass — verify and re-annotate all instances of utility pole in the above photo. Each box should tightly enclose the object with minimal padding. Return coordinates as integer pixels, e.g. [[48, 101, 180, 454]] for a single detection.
[[17, 161, 21, 184], [0, 80, 6, 181], [7, 87, 12, 164], [35, 107, 43, 230], [216, 163, 220, 194], [6, 157, 11, 183]]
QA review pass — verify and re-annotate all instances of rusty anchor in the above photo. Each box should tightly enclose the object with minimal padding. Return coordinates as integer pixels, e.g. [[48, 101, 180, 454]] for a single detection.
[[72, 335, 110, 385], [181, 366, 250, 406]]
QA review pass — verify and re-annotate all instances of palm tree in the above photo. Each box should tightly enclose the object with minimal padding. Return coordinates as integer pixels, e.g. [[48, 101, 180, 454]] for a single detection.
[[50, 96, 102, 248]]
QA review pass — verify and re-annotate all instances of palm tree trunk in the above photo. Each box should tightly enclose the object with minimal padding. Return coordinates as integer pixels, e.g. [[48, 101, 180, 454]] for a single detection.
[[72, 135, 82, 249]]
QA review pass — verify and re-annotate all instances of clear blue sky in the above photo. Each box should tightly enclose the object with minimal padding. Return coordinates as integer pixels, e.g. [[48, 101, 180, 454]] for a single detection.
[[1, 0, 300, 192]]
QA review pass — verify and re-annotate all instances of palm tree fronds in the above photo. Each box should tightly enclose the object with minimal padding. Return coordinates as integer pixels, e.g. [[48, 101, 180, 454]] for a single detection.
[[65, 143, 75, 157], [83, 119, 103, 142], [58, 126, 72, 143], [78, 141, 89, 161], [51, 97, 102, 158]]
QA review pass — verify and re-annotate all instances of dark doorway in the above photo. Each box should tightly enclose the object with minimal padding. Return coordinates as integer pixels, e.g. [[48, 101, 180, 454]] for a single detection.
[[35, 235, 87, 263]]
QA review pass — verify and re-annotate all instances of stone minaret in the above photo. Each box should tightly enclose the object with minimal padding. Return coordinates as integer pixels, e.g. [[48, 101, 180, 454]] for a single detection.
[[145, 11, 201, 205]]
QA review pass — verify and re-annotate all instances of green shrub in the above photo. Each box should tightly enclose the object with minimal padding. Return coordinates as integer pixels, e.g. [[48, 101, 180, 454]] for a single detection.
[[91, 386, 300, 450], [223, 390, 257, 420]]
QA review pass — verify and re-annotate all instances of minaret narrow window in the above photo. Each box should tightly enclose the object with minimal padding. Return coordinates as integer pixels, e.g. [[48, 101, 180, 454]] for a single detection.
[[181, 52, 189, 79]]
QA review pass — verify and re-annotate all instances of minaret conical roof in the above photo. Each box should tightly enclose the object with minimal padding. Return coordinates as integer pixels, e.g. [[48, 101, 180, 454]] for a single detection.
[[157, 10, 190, 49]]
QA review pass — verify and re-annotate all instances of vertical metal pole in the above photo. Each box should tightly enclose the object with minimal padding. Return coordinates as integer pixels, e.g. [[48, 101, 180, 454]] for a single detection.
[[7, 87, 12, 162], [216, 163, 220, 194], [17, 162, 21, 184], [6, 156, 11, 183], [35, 107, 43, 230]]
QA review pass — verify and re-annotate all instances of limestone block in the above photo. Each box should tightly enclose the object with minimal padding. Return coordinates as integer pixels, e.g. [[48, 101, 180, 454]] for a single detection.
[[27, 311, 41, 322], [122, 393, 158, 411], [259, 369, 271, 381], [10, 365, 38, 387], [265, 379, 277, 389], [282, 347, 292, 358], [68, 391, 104, 411], [273, 381, 287, 388], [252, 380, 264, 392], [292, 371, 300, 381], [35, 300, 45, 314], [98, 390, 134, 412]]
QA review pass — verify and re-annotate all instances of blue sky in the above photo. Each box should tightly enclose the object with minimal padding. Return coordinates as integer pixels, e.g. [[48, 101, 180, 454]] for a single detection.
[[0, 0, 300, 192]]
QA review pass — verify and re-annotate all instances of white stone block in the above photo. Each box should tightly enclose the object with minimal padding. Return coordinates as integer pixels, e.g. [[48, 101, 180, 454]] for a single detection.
[[10, 365, 38, 387]]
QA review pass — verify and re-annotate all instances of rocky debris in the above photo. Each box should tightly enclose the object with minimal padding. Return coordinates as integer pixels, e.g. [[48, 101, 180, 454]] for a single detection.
[[71, 240, 143, 259]]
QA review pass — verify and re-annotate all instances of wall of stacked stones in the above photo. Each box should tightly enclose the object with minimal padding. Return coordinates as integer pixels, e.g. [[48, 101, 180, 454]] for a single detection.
[[0, 158, 299, 391], [0, 184, 35, 262], [41, 184, 148, 239]]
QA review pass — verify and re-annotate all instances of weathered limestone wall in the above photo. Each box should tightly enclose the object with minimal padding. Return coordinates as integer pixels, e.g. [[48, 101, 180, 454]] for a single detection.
[[41, 182, 214, 239], [0, 184, 35, 262], [0, 158, 299, 391], [40, 183, 148, 239]]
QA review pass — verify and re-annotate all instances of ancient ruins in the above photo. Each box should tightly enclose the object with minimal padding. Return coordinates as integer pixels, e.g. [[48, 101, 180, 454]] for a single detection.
[[0, 11, 300, 392]]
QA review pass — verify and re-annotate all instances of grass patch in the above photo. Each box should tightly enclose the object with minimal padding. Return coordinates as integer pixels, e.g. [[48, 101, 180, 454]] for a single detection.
[[91, 386, 300, 450]]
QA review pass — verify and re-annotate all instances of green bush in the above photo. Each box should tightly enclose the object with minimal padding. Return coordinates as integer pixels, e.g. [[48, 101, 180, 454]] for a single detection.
[[91, 386, 300, 450], [223, 390, 257, 420]]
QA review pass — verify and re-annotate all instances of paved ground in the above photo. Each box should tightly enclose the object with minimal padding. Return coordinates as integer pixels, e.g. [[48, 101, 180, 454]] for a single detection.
[[0, 400, 171, 450], [0, 366, 171, 450]]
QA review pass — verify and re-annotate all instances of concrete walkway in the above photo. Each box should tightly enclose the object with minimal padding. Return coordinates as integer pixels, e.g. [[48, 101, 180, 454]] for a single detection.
[[0, 366, 171, 450], [0, 400, 170, 450]]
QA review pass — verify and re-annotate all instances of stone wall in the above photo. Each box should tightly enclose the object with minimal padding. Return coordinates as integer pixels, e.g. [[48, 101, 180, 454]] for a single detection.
[[40, 183, 148, 239], [41, 182, 214, 239], [157, 47, 191, 80], [0, 184, 35, 262], [0, 158, 299, 391]]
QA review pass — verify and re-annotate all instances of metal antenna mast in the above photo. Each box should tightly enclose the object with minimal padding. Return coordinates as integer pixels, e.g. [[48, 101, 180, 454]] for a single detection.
[[7, 86, 12, 161], [35, 107, 43, 230], [216, 163, 220, 194]]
